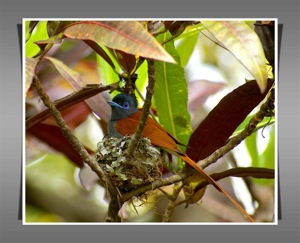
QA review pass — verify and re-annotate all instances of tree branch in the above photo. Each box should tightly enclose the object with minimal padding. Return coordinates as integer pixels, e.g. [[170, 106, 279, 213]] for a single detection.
[[32, 76, 122, 222], [26, 82, 119, 129]]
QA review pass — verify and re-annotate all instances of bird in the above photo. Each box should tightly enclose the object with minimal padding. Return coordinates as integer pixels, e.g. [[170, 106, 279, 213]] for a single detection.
[[107, 93, 254, 222]]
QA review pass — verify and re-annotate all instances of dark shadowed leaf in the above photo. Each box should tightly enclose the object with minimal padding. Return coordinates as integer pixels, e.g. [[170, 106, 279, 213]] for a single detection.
[[27, 102, 93, 168], [109, 48, 138, 74], [28, 123, 85, 167], [186, 79, 274, 162], [62, 21, 176, 63], [83, 40, 116, 72], [201, 21, 267, 93]]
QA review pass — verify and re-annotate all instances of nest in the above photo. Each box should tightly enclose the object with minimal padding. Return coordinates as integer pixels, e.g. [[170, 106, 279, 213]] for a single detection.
[[95, 136, 164, 192]]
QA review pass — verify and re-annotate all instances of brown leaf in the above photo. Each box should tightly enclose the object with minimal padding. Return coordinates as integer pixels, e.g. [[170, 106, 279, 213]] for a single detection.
[[44, 56, 111, 122], [186, 79, 274, 161], [25, 58, 38, 95], [83, 39, 116, 71]]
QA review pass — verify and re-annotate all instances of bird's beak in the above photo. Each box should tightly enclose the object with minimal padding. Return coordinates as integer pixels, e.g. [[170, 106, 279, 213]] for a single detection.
[[107, 100, 123, 109]]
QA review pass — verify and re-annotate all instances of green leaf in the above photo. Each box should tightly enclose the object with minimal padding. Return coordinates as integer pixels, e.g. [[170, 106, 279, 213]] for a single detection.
[[174, 22, 205, 40], [253, 125, 275, 185], [96, 45, 121, 98], [231, 116, 275, 138], [25, 21, 49, 58], [244, 132, 259, 168], [201, 21, 267, 93], [154, 32, 192, 147], [176, 32, 199, 67], [63, 21, 176, 64], [96, 46, 120, 85]]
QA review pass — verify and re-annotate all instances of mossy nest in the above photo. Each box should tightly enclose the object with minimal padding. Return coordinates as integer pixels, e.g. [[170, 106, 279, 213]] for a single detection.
[[95, 136, 164, 192]]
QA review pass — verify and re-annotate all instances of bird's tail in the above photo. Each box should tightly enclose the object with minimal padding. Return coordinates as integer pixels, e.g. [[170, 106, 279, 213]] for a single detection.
[[181, 155, 254, 222]]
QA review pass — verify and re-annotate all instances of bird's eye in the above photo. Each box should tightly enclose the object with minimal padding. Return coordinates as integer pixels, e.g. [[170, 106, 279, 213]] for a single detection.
[[123, 102, 129, 109]]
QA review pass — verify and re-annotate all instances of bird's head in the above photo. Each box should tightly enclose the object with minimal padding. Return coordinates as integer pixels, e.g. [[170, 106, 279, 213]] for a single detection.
[[108, 93, 138, 121]]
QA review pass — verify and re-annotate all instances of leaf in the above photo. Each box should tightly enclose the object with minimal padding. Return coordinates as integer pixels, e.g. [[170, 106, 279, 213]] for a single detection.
[[44, 56, 81, 87], [63, 21, 176, 63], [83, 40, 116, 71], [96, 47, 120, 99], [44, 56, 111, 122], [176, 32, 199, 67], [25, 58, 38, 95], [201, 21, 267, 93], [154, 32, 192, 146], [252, 125, 275, 185], [25, 21, 49, 58], [186, 79, 274, 162], [25, 21, 39, 42], [28, 123, 87, 167], [109, 48, 138, 74], [244, 132, 259, 168]]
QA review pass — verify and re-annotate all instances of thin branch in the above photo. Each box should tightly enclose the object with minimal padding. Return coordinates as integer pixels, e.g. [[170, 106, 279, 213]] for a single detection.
[[122, 173, 185, 202], [193, 167, 274, 193], [127, 59, 156, 155], [26, 82, 119, 129], [32, 76, 122, 221], [162, 183, 183, 222], [122, 166, 274, 204]]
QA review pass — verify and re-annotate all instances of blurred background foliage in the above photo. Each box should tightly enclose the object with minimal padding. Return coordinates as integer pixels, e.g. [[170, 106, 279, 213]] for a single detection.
[[25, 20, 275, 223]]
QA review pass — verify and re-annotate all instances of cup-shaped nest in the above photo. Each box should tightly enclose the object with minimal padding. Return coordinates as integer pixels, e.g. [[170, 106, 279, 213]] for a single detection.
[[95, 136, 164, 192]]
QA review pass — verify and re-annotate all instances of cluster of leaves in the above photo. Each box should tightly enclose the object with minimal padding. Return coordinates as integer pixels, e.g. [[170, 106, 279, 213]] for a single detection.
[[25, 20, 275, 223]]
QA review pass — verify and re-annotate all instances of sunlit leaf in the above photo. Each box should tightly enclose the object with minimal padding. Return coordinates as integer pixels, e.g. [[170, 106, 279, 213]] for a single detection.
[[174, 22, 205, 40], [154, 32, 192, 147], [252, 125, 275, 185], [244, 132, 259, 167], [176, 32, 199, 67], [201, 21, 267, 93], [25, 21, 49, 57], [63, 21, 176, 63]]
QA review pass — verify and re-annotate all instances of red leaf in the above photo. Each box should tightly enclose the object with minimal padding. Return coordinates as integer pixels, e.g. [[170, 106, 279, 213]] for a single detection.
[[62, 21, 176, 63], [28, 123, 88, 167]]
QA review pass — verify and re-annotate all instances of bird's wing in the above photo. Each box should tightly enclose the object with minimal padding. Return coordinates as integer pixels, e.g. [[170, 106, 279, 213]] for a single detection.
[[114, 111, 182, 153]]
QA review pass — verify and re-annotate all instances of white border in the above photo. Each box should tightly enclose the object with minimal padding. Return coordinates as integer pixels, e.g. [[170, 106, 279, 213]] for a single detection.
[[22, 18, 278, 225]]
